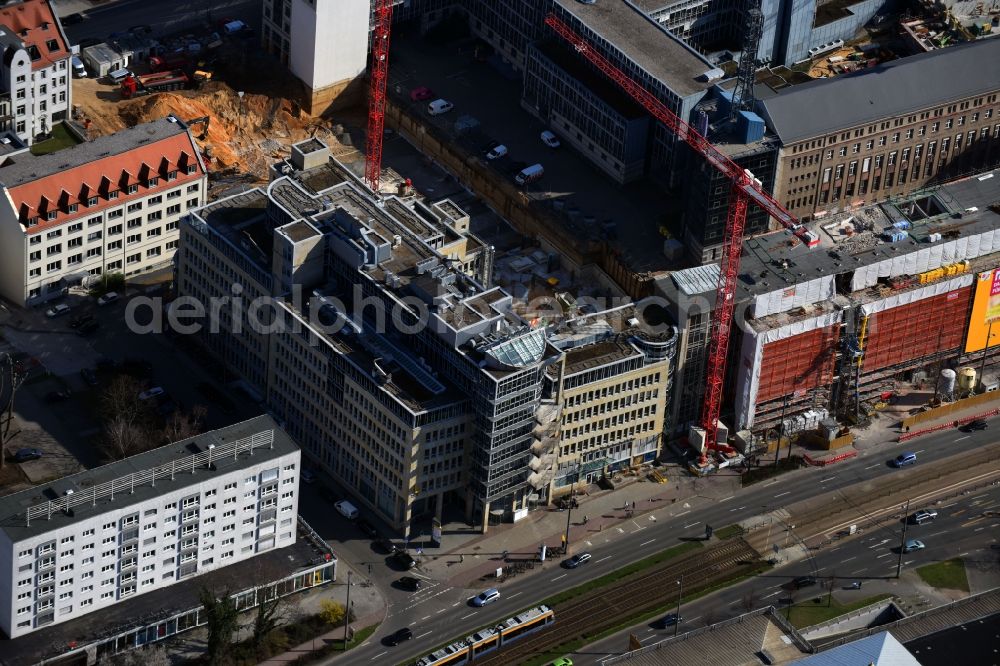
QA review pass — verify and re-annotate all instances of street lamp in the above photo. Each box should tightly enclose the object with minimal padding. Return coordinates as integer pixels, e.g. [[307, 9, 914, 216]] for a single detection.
[[979, 320, 997, 391], [674, 576, 684, 637], [896, 499, 910, 579]]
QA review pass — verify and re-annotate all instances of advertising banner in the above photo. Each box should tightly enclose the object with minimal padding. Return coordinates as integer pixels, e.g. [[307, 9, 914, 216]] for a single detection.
[[964, 269, 1000, 353]]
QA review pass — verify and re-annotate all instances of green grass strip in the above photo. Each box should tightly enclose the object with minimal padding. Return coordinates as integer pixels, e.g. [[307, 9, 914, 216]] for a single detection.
[[915, 558, 970, 592]]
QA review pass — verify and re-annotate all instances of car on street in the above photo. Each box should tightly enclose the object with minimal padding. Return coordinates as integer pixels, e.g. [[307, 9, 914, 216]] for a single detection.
[[961, 419, 988, 432], [62, 12, 85, 24], [540, 130, 561, 148], [548, 659, 573, 666], [13, 448, 43, 462], [911, 509, 938, 525], [45, 303, 71, 318], [97, 291, 120, 306], [904, 539, 926, 553], [375, 537, 398, 554], [471, 588, 500, 607], [427, 99, 454, 115], [790, 576, 817, 589], [486, 144, 508, 160], [398, 576, 421, 591], [391, 550, 417, 570], [80, 367, 98, 387], [356, 518, 378, 539], [69, 314, 95, 329], [410, 86, 434, 101], [45, 390, 71, 403], [386, 627, 413, 646], [655, 613, 682, 628], [138, 387, 165, 401], [563, 552, 592, 569], [892, 452, 917, 467]]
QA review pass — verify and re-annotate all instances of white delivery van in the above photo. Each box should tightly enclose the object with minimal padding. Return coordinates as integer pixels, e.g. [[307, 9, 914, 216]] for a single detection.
[[427, 99, 454, 115], [71, 55, 87, 78], [335, 499, 359, 520], [515, 163, 544, 186]]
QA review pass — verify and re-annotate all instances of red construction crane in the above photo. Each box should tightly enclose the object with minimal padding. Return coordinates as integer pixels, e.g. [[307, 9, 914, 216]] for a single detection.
[[544, 13, 812, 456], [365, 0, 395, 193]]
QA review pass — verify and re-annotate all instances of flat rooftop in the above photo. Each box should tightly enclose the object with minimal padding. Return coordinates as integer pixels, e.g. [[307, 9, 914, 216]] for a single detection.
[[553, 0, 715, 98], [0, 535, 328, 662], [563, 337, 641, 374], [0, 415, 297, 542]]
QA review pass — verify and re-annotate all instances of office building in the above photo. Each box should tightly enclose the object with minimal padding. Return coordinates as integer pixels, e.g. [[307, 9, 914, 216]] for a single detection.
[[0, 0, 73, 145], [177, 139, 674, 531], [260, 0, 370, 114], [0, 415, 301, 639], [760, 39, 1000, 222], [0, 116, 207, 306]]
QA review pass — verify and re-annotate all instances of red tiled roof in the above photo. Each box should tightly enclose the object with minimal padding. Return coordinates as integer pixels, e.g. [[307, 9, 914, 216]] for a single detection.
[[10, 132, 205, 235], [0, 0, 69, 71]]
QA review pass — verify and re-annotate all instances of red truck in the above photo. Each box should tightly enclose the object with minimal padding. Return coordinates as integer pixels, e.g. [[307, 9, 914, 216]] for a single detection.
[[148, 52, 189, 73], [121, 70, 189, 98]]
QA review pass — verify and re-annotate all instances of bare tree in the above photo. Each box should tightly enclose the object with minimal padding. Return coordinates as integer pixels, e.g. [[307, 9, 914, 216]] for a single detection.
[[161, 405, 207, 444], [251, 584, 285, 657], [199, 587, 238, 666], [100, 376, 156, 460], [98, 645, 169, 666]]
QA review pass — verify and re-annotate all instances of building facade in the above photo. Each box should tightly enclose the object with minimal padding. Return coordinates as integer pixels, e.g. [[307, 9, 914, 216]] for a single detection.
[[260, 0, 370, 114], [0, 0, 72, 145], [0, 116, 207, 306], [760, 39, 1000, 222], [0, 416, 301, 639], [176, 139, 675, 532]]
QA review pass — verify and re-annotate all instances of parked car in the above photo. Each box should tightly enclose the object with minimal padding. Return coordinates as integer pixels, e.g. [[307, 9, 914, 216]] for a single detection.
[[486, 144, 508, 160], [548, 659, 573, 666], [903, 539, 926, 553], [356, 518, 378, 539], [300, 469, 317, 484], [911, 509, 938, 525], [790, 576, 817, 589], [386, 627, 413, 646], [138, 387, 165, 401], [334, 499, 358, 519], [77, 320, 100, 337], [893, 452, 917, 467], [13, 448, 43, 462], [391, 550, 417, 570], [655, 613, 682, 628], [470, 588, 500, 607], [427, 99, 454, 115], [45, 390, 71, 403], [540, 130, 561, 148], [398, 576, 421, 591], [80, 368, 98, 387], [410, 86, 434, 101], [45, 304, 71, 318], [96, 291, 120, 306], [961, 419, 988, 432], [69, 314, 95, 329], [375, 537, 399, 554], [62, 12, 85, 25], [563, 552, 592, 569]]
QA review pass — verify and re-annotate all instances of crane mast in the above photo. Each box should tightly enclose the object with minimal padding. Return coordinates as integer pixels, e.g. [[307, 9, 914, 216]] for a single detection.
[[365, 0, 394, 193], [543, 12, 808, 454]]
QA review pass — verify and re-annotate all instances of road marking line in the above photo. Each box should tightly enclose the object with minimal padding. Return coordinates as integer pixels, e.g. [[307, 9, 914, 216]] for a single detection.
[[957, 436, 971, 441], [763, 590, 782, 599], [640, 538, 657, 546], [421, 615, 431, 620], [940, 502, 958, 509], [411, 572, 433, 580], [508, 591, 522, 598], [915, 449, 925, 454], [684, 522, 701, 529], [596, 556, 612, 564], [842, 556, 856, 563], [416, 631, 433, 639], [631, 527, 647, 533], [371, 652, 387, 661], [436, 608, 447, 614], [959, 552, 970, 557], [452, 602, 460, 606], [552, 574, 567, 581], [461, 612, 476, 619], [774, 491, 791, 498], [865, 463, 881, 469], [719, 496, 735, 503], [851, 568, 868, 574], [730, 507, 740, 512], [821, 476, 836, 483], [675, 510, 691, 517], [877, 552, 891, 558], [975, 526, 986, 532]]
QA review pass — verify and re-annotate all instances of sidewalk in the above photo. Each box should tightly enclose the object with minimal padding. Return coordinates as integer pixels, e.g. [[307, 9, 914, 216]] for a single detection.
[[414, 468, 741, 589], [256, 612, 383, 666]]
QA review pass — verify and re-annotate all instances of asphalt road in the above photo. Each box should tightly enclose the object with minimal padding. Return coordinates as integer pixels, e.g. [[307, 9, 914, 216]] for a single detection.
[[309, 425, 1000, 665], [574, 483, 1000, 664], [56, 0, 261, 44]]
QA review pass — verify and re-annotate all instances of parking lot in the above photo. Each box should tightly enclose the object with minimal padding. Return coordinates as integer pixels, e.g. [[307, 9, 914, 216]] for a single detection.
[[0, 288, 261, 488], [387, 32, 676, 274]]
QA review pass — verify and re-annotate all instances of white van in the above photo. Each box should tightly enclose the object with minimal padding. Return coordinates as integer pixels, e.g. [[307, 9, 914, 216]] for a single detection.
[[71, 56, 87, 78], [335, 499, 359, 520], [108, 68, 130, 84], [515, 163, 544, 186], [427, 99, 454, 115]]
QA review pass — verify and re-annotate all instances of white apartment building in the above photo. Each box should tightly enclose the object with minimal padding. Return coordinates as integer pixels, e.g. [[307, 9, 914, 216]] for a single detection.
[[0, 0, 73, 144], [260, 0, 369, 114], [0, 415, 301, 639], [0, 116, 207, 306]]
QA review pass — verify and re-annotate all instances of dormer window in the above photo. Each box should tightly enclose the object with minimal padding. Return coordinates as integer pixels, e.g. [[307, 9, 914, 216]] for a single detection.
[[167, 170, 177, 181], [186, 165, 197, 174], [147, 177, 159, 187], [127, 184, 138, 194], [27, 216, 39, 227], [108, 190, 119, 200], [68, 204, 78, 214], [87, 196, 98, 206], [46, 211, 57, 221], [26, 45, 40, 61]]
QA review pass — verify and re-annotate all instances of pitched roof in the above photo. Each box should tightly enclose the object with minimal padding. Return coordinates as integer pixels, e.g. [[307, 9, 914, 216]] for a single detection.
[[792, 631, 920, 665], [1, 117, 204, 235], [0, 0, 69, 71], [759, 39, 1000, 144]]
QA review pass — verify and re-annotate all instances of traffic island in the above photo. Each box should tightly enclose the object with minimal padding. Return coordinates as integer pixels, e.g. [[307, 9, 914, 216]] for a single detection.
[[915, 558, 970, 593]]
